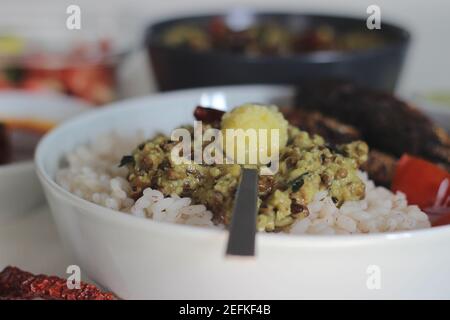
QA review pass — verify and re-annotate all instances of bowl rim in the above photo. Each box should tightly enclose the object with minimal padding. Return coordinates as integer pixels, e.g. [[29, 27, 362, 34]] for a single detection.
[[35, 84, 450, 248], [145, 11, 411, 64]]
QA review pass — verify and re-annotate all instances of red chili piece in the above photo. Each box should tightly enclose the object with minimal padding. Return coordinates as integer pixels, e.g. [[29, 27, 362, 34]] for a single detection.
[[0, 266, 116, 300]]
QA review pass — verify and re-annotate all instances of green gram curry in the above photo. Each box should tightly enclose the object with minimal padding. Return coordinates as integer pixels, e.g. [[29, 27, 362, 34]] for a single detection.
[[121, 104, 368, 232]]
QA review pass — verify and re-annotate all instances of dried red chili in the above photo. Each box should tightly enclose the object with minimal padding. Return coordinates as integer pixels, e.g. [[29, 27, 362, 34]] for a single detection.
[[0, 266, 116, 300], [193, 106, 225, 123]]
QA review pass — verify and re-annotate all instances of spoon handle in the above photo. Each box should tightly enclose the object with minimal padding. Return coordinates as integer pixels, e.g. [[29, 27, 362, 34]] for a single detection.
[[226, 168, 259, 257]]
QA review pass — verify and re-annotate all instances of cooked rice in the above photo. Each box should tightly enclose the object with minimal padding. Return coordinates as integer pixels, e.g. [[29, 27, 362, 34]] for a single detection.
[[56, 132, 431, 234], [290, 172, 430, 235]]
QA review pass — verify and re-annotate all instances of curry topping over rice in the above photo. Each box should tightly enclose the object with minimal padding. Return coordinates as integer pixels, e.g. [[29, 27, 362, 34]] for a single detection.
[[122, 104, 368, 232]]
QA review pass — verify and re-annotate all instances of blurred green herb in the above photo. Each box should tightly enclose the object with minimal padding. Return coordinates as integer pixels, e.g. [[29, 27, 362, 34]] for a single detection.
[[290, 172, 309, 192], [119, 155, 134, 167], [324, 142, 345, 156]]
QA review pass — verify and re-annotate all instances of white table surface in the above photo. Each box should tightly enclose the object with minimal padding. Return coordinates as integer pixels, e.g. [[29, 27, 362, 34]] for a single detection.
[[0, 205, 76, 279]]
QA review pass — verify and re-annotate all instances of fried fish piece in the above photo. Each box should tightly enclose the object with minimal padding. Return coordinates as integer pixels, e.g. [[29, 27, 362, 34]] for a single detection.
[[362, 150, 397, 187], [295, 81, 450, 167], [282, 108, 361, 144]]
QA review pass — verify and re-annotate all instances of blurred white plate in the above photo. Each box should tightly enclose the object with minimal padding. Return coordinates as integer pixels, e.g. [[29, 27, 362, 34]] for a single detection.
[[0, 91, 90, 216]]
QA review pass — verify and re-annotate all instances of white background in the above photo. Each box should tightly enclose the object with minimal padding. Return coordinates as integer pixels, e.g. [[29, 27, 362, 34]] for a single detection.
[[0, 0, 449, 96]]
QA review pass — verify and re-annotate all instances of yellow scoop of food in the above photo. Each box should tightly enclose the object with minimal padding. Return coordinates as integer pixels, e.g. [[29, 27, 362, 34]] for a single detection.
[[221, 103, 288, 166]]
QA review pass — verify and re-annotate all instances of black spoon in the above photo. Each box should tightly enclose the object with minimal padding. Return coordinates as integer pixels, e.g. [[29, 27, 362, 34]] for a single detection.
[[225, 168, 259, 257]]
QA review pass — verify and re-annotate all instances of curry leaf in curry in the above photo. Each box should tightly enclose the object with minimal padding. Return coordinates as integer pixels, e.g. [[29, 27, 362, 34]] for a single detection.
[[290, 172, 310, 192], [119, 155, 135, 167], [324, 142, 345, 156]]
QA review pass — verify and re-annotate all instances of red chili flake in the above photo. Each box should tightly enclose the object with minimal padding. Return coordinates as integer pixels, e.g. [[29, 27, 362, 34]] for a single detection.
[[0, 266, 116, 300]]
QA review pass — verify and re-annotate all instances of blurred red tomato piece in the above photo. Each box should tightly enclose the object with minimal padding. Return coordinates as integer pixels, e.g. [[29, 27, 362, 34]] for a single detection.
[[62, 65, 115, 105], [0, 40, 117, 105], [392, 154, 450, 225]]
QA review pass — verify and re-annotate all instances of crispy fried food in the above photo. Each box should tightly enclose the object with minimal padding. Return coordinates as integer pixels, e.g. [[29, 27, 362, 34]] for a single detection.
[[282, 108, 361, 144], [362, 150, 397, 187], [295, 81, 450, 167]]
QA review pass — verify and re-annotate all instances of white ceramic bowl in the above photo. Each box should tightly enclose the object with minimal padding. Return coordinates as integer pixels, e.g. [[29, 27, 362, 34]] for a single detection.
[[0, 91, 90, 215], [35, 85, 450, 299]]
